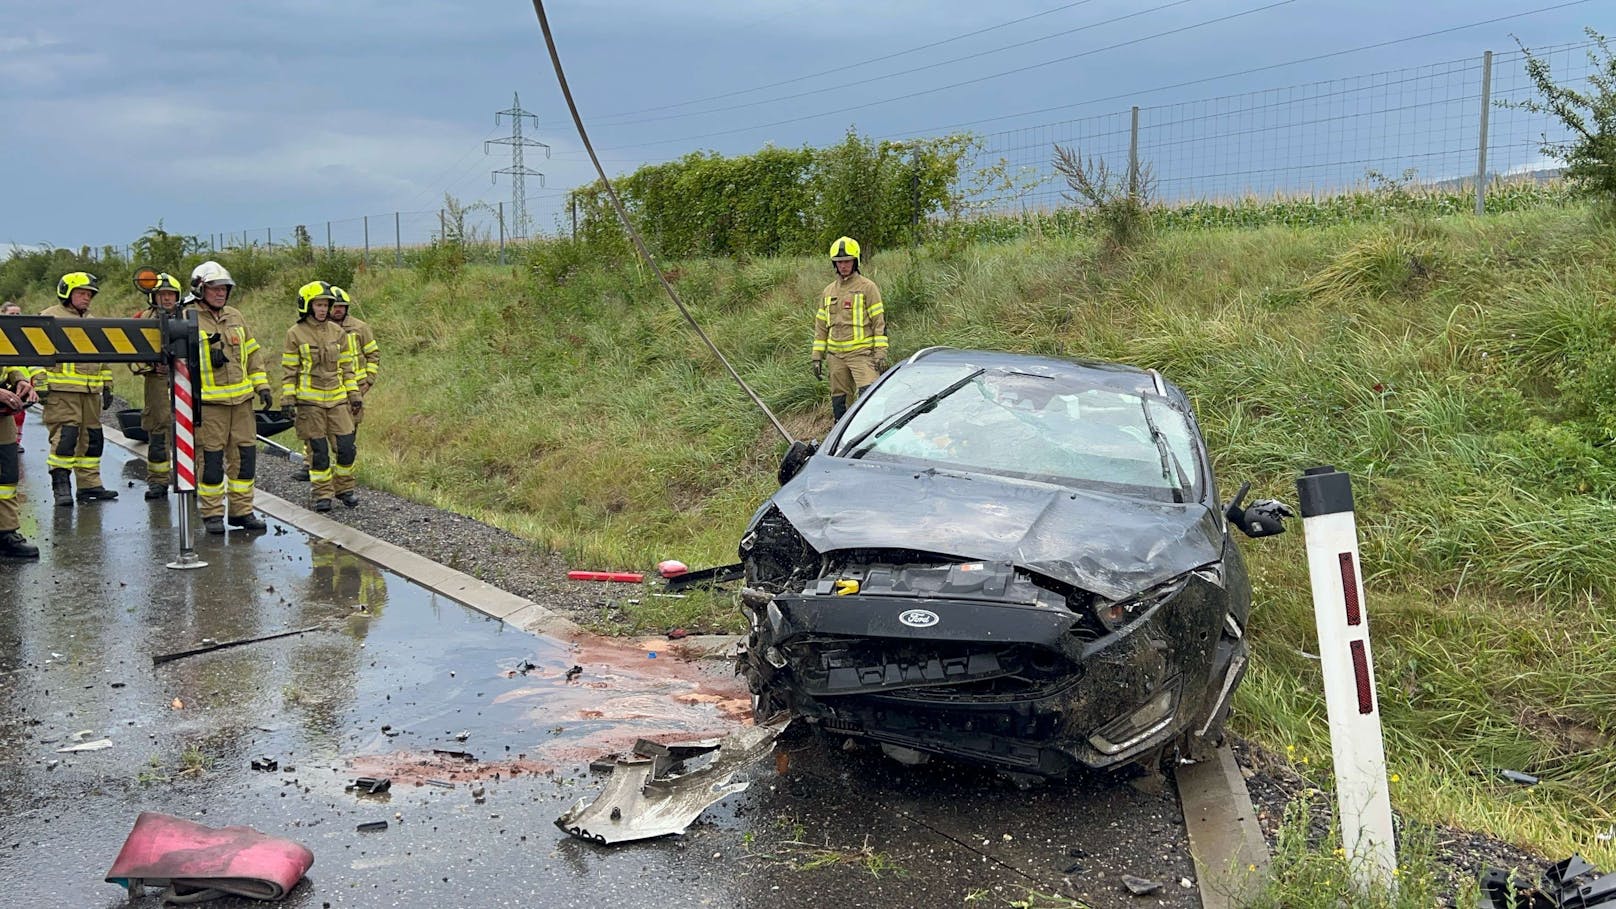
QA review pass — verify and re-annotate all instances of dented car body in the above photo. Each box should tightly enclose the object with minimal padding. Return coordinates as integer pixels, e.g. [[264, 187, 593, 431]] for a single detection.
[[739, 348, 1285, 776]]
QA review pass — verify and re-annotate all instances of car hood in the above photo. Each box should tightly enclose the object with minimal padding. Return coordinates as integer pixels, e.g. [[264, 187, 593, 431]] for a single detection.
[[774, 457, 1222, 601]]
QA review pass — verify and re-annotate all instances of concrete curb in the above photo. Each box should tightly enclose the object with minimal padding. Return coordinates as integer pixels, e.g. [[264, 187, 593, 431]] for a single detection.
[[102, 424, 581, 639], [1177, 745, 1271, 909]]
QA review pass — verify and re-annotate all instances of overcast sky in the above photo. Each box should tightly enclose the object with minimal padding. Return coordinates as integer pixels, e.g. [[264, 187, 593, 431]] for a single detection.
[[2, 0, 1607, 250]]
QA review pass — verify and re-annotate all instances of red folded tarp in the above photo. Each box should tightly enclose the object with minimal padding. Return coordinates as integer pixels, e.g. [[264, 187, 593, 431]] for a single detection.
[[105, 811, 314, 903]]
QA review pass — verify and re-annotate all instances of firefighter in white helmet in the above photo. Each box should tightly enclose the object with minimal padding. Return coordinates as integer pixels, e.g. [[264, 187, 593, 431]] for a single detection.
[[190, 260, 273, 534], [811, 236, 887, 421]]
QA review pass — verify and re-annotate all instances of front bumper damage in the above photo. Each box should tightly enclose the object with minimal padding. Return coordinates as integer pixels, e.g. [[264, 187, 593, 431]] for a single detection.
[[740, 570, 1239, 775]]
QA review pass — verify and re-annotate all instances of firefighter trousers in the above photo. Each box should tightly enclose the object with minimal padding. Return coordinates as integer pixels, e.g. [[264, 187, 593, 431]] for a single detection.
[[43, 391, 104, 490], [295, 403, 356, 501], [198, 401, 257, 519], [0, 411, 19, 533]]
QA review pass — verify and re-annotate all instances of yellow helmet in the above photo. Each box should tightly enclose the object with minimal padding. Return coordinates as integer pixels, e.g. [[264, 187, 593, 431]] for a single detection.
[[146, 272, 184, 303], [296, 280, 338, 317], [56, 271, 100, 301], [829, 236, 861, 262], [330, 285, 353, 312]]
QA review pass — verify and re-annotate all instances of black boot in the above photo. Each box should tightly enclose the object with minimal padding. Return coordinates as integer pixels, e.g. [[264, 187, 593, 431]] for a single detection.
[[203, 516, 226, 535], [228, 513, 267, 532], [76, 486, 118, 503], [144, 482, 168, 500], [314, 498, 333, 513], [50, 469, 73, 507], [337, 490, 359, 508], [0, 530, 39, 560]]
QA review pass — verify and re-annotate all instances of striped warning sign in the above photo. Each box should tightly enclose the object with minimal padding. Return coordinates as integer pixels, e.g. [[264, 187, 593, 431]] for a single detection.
[[0, 315, 164, 365]]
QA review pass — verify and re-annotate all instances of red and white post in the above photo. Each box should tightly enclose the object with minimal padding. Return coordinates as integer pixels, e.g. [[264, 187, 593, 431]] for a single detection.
[[166, 312, 206, 570], [1296, 466, 1394, 889]]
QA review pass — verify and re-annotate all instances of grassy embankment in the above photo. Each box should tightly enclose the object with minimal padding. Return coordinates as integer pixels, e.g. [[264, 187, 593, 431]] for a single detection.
[[23, 190, 1615, 889]]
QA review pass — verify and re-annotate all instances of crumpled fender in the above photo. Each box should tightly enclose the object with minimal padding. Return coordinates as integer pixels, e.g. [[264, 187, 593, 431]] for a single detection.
[[105, 811, 313, 903]]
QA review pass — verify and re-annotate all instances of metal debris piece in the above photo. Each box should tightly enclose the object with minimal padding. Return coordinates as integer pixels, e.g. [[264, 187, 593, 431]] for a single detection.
[[355, 821, 388, 833], [564, 665, 583, 682], [424, 779, 456, 789], [663, 563, 744, 593], [250, 756, 279, 772], [556, 722, 788, 845], [345, 777, 391, 794], [57, 738, 113, 753], [1121, 874, 1163, 896], [431, 748, 475, 762], [152, 625, 327, 666], [1479, 854, 1616, 908], [1498, 769, 1540, 786]]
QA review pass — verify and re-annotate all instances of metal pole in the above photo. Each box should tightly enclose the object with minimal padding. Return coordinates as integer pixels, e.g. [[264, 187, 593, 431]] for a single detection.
[[440, 209, 446, 242], [1475, 50, 1493, 217], [570, 196, 577, 237], [326, 221, 332, 253], [363, 215, 370, 266], [267, 227, 272, 248], [395, 212, 402, 266], [1128, 105, 1141, 202], [498, 201, 506, 265]]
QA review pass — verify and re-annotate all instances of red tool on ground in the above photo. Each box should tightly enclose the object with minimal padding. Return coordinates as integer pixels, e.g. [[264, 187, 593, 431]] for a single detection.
[[567, 570, 644, 583], [105, 811, 314, 903]]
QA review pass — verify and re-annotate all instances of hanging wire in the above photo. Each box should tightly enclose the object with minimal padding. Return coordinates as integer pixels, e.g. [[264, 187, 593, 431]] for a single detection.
[[527, 0, 795, 445]]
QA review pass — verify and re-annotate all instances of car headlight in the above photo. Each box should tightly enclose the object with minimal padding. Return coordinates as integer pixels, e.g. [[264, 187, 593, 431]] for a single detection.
[[1093, 574, 1193, 632]]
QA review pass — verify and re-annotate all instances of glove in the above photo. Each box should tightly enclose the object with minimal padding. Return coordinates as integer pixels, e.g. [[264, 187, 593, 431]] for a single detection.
[[207, 333, 227, 368], [34, 389, 49, 405], [257, 388, 273, 410], [350, 398, 364, 416], [812, 361, 823, 381], [281, 403, 296, 422], [101, 386, 113, 410], [874, 353, 888, 372]]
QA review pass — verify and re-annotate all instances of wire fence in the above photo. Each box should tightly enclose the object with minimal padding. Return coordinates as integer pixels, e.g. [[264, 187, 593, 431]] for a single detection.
[[82, 37, 1604, 259], [973, 39, 1600, 212]]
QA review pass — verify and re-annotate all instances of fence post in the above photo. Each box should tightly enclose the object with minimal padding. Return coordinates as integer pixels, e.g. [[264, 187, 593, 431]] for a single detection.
[[326, 221, 332, 254], [363, 215, 370, 266], [439, 209, 446, 242], [1475, 50, 1493, 217], [570, 196, 577, 238], [498, 201, 506, 266], [395, 212, 402, 266], [1128, 105, 1141, 202], [267, 227, 272, 248]]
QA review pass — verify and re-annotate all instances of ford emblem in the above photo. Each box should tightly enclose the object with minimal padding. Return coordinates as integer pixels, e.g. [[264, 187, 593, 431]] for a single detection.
[[898, 609, 940, 628]]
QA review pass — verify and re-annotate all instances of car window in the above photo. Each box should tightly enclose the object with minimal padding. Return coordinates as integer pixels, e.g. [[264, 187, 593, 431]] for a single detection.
[[838, 363, 1201, 495]]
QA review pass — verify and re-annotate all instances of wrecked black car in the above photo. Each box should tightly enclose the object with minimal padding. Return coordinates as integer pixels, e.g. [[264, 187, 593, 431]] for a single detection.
[[739, 348, 1289, 777]]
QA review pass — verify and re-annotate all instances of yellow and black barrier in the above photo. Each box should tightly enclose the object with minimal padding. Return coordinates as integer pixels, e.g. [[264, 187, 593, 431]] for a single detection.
[[0, 315, 165, 366]]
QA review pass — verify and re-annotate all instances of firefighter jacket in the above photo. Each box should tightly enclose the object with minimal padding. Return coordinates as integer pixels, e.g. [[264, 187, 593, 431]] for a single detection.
[[282, 319, 359, 408], [195, 304, 269, 405], [337, 316, 380, 388], [812, 273, 886, 360], [128, 306, 177, 377], [33, 303, 112, 394]]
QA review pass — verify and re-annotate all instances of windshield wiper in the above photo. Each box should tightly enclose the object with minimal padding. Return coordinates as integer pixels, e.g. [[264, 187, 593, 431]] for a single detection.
[[841, 368, 986, 459], [1139, 398, 1192, 504]]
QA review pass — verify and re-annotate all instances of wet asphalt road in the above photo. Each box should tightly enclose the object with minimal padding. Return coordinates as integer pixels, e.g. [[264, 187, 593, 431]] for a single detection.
[[0, 419, 1202, 909]]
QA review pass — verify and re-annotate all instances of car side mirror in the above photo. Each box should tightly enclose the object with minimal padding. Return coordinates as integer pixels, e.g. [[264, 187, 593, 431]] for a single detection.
[[1224, 482, 1293, 538], [777, 439, 817, 486]]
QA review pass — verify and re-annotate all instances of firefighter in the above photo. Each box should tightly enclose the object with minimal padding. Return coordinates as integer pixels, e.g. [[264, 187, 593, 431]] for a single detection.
[[191, 261, 272, 534], [131, 272, 185, 499], [327, 285, 376, 501], [0, 360, 40, 559], [35, 272, 117, 506], [811, 236, 887, 421], [281, 281, 361, 513]]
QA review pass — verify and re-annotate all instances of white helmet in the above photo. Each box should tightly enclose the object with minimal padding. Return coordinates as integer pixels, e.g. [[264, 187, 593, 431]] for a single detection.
[[190, 260, 235, 291]]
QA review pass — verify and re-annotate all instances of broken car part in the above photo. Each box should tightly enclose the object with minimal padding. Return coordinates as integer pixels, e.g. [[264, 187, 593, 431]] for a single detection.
[[1480, 854, 1616, 908], [152, 625, 327, 666], [105, 811, 314, 903], [662, 563, 746, 593], [556, 722, 787, 844]]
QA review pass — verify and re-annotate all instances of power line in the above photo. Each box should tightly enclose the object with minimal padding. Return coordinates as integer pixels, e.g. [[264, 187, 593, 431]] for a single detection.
[[590, 0, 1103, 122], [562, 0, 1298, 155], [592, 0, 1203, 130], [885, 0, 1596, 139]]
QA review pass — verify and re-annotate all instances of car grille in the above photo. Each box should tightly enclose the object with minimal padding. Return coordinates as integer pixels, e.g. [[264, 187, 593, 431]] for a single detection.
[[785, 637, 1079, 701]]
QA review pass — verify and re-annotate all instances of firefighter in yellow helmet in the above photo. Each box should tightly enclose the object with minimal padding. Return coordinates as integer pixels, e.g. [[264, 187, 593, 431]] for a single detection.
[[281, 281, 361, 513], [191, 260, 273, 534], [811, 237, 887, 420], [294, 285, 379, 492], [130, 272, 186, 499], [0, 356, 41, 559], [35, 272, 118, 506]]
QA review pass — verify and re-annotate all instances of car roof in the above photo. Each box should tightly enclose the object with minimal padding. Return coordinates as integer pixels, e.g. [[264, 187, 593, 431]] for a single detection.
[[905, 347, 1167, 397]]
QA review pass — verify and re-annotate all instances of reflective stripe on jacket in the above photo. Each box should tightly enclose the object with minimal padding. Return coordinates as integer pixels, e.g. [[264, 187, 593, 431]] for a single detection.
[[282, 319, 358, 406], [338, 316, 380, 384], [35, 303, 112, 393], [812, 274, 887, 357], [195, 304, 268, 405]]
